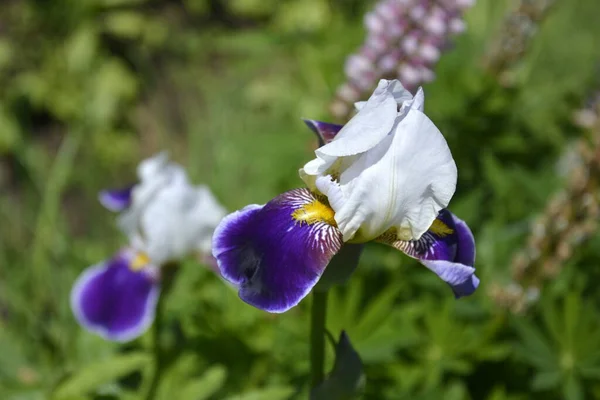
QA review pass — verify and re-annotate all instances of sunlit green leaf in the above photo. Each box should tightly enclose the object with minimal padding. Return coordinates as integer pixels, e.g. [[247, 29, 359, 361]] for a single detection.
[[52, 353, 150, 398]]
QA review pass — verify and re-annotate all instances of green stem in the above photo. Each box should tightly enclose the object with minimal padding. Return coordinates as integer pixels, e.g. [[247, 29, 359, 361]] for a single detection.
[[310, 289, 328, 388], [145, 263, 179, 400], [31, 132, 81, 314]]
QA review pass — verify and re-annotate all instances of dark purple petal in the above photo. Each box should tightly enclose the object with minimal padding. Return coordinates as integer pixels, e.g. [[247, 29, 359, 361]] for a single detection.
[[303, 119, 344, 146], [453, 215, 476, 267], [98, 185, 134, 212], [70, 249, 159, 342], [377, 209, 478, 298], [212, 189, 343, 313]]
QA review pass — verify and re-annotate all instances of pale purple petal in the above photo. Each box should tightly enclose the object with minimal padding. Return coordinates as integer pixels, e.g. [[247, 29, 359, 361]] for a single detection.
[[70, 249, 160, 342], [303, 119, 344, 146], [212, 189, 343, 313], [420, 259, 479, 298], [378, 209, 478, 298], [99, 186, 134, 212]]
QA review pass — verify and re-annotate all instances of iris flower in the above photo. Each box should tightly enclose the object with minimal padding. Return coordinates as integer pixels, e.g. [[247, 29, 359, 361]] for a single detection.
[[213, 79, 478, 313], [71, 153, 226, 341]]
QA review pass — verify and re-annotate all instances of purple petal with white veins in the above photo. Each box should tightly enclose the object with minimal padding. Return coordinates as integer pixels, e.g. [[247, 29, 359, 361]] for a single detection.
[[212, 189, 343, 313], [303, 119, 344, 146], [70, 249, 160, 342], [99, 185, 134, 212], [378, 209, 478, 298]]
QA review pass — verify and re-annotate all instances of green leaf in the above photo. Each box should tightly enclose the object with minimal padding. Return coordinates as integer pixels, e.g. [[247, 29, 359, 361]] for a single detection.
[[52, 353, 151, 399], [178, 365, 227, 400], [563, 374, 584, 400], [531, 371, 561, 391], [311, 331, 365, 400], [103, 11, 146, 39], [0, 104, 20, 152], [0, 39, 13, 69], [65, 25, 98, 73], [224, 387, 295, 400], [354, 283, 398, 338], [579, 366, 600, 379], [512, 319, 556, 368], [101, 0, 147, 6]]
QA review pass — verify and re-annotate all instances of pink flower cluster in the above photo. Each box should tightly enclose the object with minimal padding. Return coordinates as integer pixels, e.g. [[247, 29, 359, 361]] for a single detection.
[[332, 0, 474, 119]]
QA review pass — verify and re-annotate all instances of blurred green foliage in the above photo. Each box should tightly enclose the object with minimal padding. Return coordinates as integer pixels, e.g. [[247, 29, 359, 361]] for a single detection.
[[2, 0, 600, 399]]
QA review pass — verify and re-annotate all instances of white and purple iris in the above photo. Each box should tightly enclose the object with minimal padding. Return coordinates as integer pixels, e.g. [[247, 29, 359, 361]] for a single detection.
[[213, 79, 479, 313], [71, 153, 226, 341]]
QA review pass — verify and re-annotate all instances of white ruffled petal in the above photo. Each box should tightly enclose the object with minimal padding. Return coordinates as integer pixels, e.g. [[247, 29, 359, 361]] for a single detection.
[[189, 185, 228, 255], [137, 182, 226, 264], [355, 80, 414, 112], [389, 80, 415, 105], [137, 152, 169, 181], [316, 80, 398, 157], [331, 109, 457, 242], [408, 87, 424, 112], [354, 101, 367, 111], [118, 153, 226, 264]]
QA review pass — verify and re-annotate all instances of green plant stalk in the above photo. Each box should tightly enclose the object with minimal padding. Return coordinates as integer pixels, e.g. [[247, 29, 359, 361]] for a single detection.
[[145, 262, 180, 400], [310, 289, 328, 388], [31, 131, 82, 315]]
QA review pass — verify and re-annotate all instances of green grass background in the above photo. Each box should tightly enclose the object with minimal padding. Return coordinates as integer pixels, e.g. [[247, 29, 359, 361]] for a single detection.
[[2, 0, 600, 398]]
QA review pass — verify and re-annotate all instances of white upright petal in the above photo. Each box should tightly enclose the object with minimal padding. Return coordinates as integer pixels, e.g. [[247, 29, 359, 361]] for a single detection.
[[354, 101, 367, 111], [117, 153, 226, 265], [317, 80, 398, 157], [138, 152, 169, 180], [301, 79, 457, 243], [407, 87, 425, 112], [389, 80, 415, 105], [332, 110, 456, 241]]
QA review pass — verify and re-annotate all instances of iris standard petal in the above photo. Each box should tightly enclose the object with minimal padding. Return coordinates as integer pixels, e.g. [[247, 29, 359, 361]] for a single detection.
[[212, 189, 343, 313], [119, 153, 189, 241], [136, 183, 226, 264], [353, 80, 414, 111], [70, 250, 160, 342], [316, 80, 398, 158], [303, 119, 344, 146], [98, 186, 134, 212], [319, 109, 457, 242], [377, 209, 478, 298], [400, 87, 424, 114]]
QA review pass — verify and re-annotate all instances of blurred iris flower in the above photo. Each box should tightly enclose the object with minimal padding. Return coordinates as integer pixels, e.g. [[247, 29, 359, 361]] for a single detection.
[[71, 153, 226, 341], [213, 79, 478, 313]]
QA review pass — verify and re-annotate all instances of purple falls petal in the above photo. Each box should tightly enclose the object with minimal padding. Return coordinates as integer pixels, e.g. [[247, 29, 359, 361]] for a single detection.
[[303, 119, 344, 146], [377, 209, 479, 298], [212, 188, 343, 313], [98, 185, 134, 212], [452, 213, 476, 267], [70, 249, 160, 342], [420, 260, 480, 298]]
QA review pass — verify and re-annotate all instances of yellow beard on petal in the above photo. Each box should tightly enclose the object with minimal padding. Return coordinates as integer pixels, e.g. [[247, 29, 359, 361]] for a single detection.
[[429, 219, 454, 237], [375, 218, 454, 246], [129, 252, 151, 271], [292, 199, 337, 226]]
